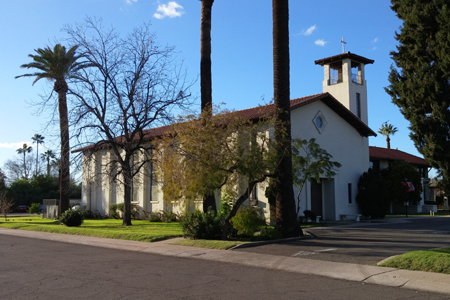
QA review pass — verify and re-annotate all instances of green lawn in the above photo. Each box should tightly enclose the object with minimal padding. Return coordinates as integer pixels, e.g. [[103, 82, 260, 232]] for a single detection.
[[0, 217, 183, 242], [379, 248, 450, 274], [172, 239, 249, 250]]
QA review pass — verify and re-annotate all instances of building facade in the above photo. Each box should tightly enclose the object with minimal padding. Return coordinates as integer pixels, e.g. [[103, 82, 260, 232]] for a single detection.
[[79, 52, 387, 221]]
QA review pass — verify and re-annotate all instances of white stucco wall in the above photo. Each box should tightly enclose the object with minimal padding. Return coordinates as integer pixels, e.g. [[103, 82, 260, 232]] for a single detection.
[[81, 148, 169, 218], [255, 100, 370, 221], [81, 100, 370, 221]]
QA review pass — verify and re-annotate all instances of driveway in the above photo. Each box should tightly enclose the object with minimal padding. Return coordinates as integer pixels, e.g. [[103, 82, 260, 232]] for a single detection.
[[234, 217, 450, 265]]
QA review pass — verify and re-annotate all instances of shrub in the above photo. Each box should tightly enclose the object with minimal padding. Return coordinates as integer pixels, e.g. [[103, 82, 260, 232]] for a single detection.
[[109, 204, 120, 219], [303, 210, 316, 221], [160, 210, 179, 223], [219, 193, 233, 217], [81, 210, 102, 219], [382, 161, 422, 204], [180, 208, 224, 240], [259, 227, 282, 240], [231, 206, 265, 237], [110, 203, 140, 220], [356, 168, 390, 219], [147, 212, 162, 222], [28, 203, 41, 215], [60, 209, 84, 227]]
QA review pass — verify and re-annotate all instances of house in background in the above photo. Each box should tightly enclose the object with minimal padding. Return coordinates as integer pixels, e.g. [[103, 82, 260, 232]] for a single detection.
[[429, 178, 449, 210], [77, 51, 394, 221], [369, 146, 432, 213]]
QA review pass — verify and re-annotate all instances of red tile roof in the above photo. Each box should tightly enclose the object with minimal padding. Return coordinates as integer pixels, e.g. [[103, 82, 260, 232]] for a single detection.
[[369, 146, 429, 167], [73, 93, 376, 153]]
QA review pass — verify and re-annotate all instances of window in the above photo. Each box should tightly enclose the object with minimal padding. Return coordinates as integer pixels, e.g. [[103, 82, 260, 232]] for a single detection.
[[329, 62, 343, 85], [370, 160, 380, 172], [249, 183, 258, 206], [348, 183, 352, 204], [313, 111, 327, 134], [147, 160, 158, 203], [251, 184, 258, 200], [356, 93, 361, 119]]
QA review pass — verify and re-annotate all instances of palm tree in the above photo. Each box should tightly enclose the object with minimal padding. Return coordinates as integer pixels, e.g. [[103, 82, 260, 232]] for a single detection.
[[41, 150, 56, 177], [378, 122, 398, 149], [16, 44, 92, 215], [200, 0, 217, 212], [272, 0, 301, 237], [31, 134, 45, 176], [16, 143, 32, 180]]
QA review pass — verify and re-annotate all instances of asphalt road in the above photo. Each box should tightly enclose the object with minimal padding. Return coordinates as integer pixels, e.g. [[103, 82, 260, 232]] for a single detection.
[[0, 234, 447, 300], [234, 217, 450, 265]]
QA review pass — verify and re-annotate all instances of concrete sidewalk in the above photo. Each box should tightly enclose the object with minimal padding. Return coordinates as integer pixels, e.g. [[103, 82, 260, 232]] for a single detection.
[[1, 227, 450, 295]]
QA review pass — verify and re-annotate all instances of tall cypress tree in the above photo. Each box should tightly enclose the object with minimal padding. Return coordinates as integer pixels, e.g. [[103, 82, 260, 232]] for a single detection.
[[386, 0, 450, 191]]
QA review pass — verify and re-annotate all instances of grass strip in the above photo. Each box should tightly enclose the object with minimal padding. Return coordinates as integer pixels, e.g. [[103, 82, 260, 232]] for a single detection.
[[171, 239, 250, 250], [379, 248, 450, 274], [0, 217, 183, 242]]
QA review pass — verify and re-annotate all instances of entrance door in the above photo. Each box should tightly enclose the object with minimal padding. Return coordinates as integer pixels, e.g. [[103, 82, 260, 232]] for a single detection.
[[311, 180, 323, 217]]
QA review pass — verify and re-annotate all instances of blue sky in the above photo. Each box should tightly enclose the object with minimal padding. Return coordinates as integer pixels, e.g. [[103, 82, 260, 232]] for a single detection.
[[0, 0, 431, 177]]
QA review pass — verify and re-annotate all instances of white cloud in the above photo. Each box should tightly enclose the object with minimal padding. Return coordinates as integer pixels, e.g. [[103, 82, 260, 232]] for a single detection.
[[125, 0, 137, 4], [0, 142, 31, 149], [303, 25, 316, 36], [372, 37, 378, 43], [154, 1, 184, 19], [314, 39, 327, 46]]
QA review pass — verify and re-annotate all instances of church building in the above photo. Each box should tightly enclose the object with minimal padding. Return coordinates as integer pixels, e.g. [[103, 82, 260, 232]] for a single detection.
[[78, 51, 383, 221]]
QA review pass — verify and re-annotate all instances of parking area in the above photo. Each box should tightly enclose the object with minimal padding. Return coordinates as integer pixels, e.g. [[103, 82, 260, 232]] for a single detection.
[[234, 217, 450, 265]]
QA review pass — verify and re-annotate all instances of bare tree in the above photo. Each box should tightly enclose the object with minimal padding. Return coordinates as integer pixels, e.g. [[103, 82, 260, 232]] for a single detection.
[[66, 19, 192, 226], [4, 155, 34, 184], [0, 192, 13, 221]]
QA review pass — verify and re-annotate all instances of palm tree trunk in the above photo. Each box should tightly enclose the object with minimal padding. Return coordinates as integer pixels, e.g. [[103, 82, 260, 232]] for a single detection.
[[47, 157, 51, 177], [386, 136, 391, 149], [272, 0, 302, 237], [200, 0, 217, 212], [55, 79, 71, 216], [35, 143, 39, 177], [22, 152, 27, 180], [200, 0, 214, 115]]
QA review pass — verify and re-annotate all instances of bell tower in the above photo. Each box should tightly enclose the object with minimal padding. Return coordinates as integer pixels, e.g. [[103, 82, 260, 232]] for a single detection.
[[314, 52, 374, 125]]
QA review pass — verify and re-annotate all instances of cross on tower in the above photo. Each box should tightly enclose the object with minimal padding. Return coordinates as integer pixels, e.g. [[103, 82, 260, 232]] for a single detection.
[[341, 37, 347, 53]]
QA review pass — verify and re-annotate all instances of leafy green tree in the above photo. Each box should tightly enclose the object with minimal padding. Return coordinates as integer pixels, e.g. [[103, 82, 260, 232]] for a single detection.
[[31, 134, 45, 176], [0, 168, 6, 191], [159, 110, 281, 239], [378, 122, 398, 149], [386, 0, 450, 191], [6, 179, 41, 206], [272, 0, 300, 237], [30, 174, 59, 199], [292, 139, 341, 215], [382, 161, 422, 205], [16, 144, 32, 180], [356, 168, 390, 219], [16, 44, 92, 215]]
